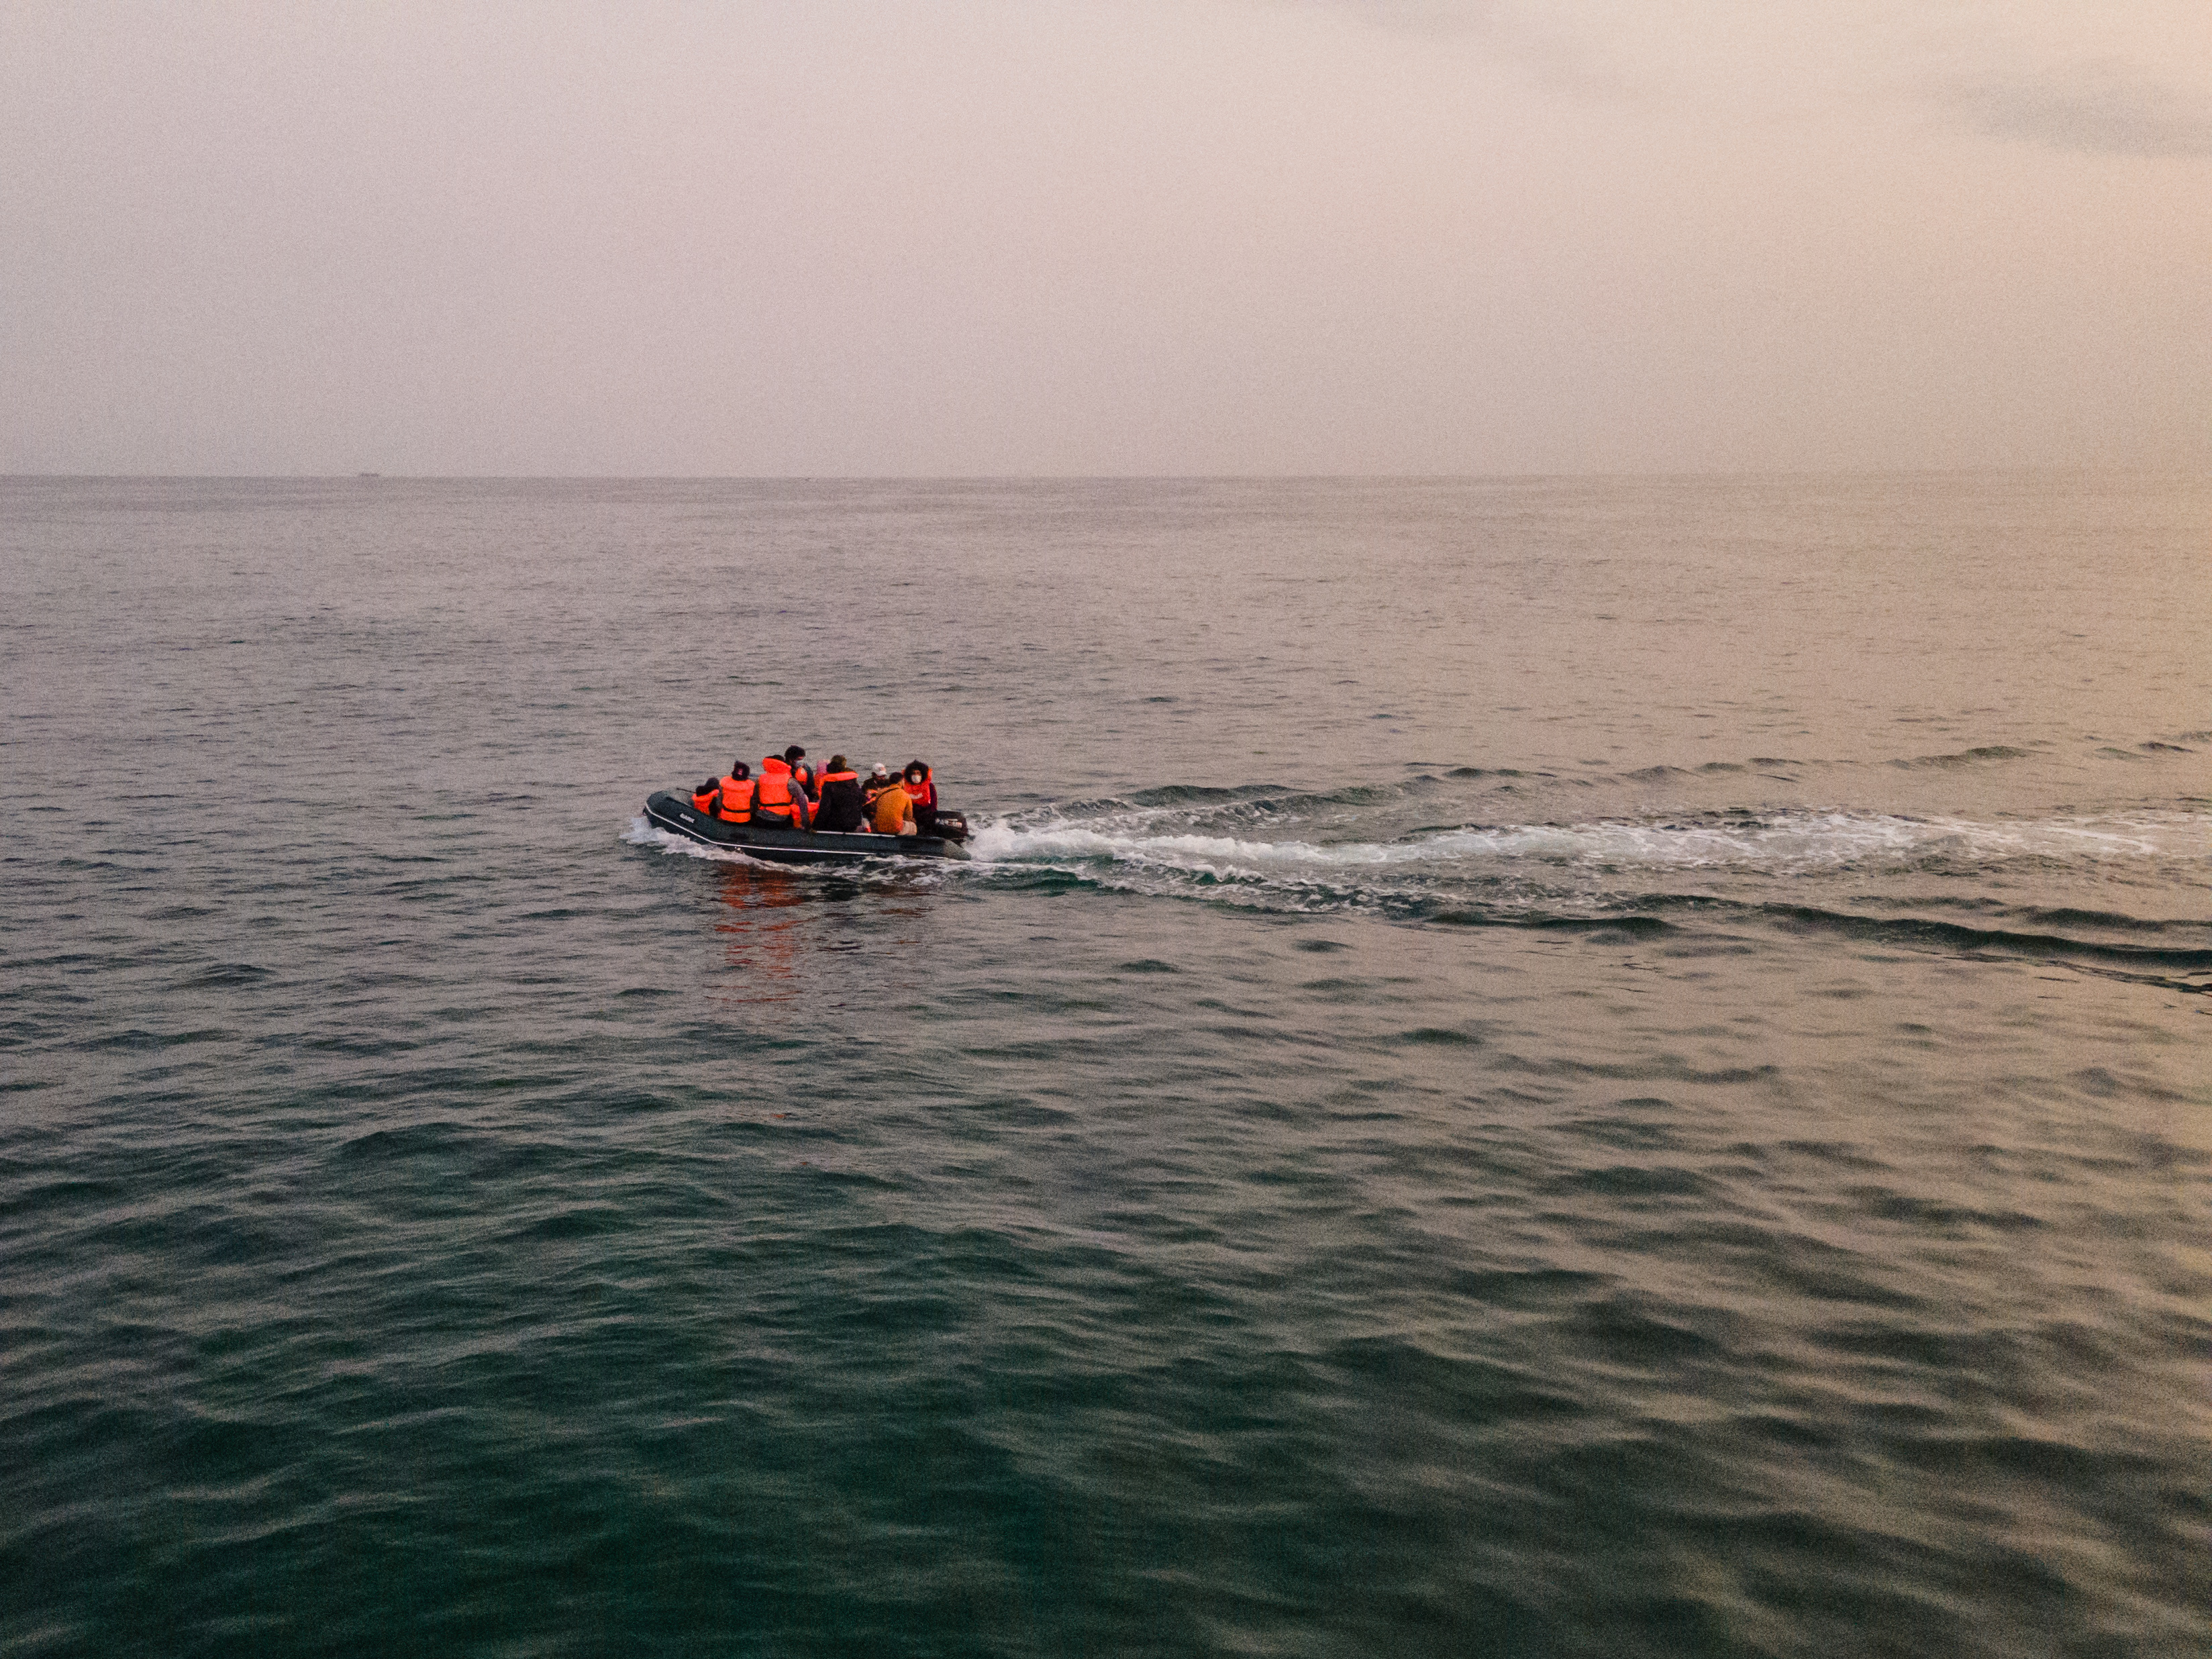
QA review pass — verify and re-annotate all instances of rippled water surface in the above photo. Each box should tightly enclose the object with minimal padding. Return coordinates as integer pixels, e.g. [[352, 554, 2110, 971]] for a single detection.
[[3, 475, 2208, 1657]]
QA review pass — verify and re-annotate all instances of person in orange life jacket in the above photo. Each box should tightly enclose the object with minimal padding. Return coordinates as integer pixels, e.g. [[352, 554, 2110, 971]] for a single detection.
[[753, 755, 811, 829], [870, 772, 917, 836], [691, 779, 721, 815], [810, 756, 867, 833], [781, 746, 818, 803], [713, 760, 756, 823], [903, 761, 938, 837]]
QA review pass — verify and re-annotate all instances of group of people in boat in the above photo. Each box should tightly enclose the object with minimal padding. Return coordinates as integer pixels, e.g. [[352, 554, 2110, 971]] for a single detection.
[[693, 746, 941, 837]]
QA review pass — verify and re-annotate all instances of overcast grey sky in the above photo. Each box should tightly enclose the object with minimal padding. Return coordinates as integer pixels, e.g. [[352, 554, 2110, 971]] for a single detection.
[[3, 1, 2205, 474]]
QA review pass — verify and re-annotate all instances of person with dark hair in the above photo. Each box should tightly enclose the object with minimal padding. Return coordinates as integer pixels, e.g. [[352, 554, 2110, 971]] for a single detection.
[[903, 760, 939, 838], [810, 754, 866, 832], [870, 768, 917, 836], [693, 758, 754, 821], [754, 752, 809, 829], [783, 745, 817, 803], [713, 759, 754, 823]]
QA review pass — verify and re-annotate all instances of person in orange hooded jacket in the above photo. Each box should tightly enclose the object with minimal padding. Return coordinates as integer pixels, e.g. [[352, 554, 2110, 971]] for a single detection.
[[753, 754, 810, 830]]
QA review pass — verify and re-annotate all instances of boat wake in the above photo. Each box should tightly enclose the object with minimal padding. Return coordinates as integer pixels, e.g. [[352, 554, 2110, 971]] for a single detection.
[[960, 803, 2212, 988], [967, 806, 2205, 880], [625, 793, 2209, 987], [624, 816, 772, 865]]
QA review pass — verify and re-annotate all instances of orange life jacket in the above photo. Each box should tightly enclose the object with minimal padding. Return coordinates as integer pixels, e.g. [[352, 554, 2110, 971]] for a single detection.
[[716, 776, 754, 823], [754, 759, 805, 826], [691, 787, 719, 815]]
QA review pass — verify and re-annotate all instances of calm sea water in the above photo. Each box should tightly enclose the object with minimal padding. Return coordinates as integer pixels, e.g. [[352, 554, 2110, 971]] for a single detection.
[[3, 475, 2207, 1658]]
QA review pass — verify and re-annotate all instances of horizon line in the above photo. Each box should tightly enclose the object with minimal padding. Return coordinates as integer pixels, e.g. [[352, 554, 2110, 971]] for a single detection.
[[2, 464, 2191, 484]]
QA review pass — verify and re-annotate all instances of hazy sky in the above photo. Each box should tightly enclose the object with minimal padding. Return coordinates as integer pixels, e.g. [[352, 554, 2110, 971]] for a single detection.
[[3, 1, 2205, 474]]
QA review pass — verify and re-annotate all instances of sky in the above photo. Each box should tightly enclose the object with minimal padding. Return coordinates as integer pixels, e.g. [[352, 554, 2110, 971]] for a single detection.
[[1, 1, 2205, 475]]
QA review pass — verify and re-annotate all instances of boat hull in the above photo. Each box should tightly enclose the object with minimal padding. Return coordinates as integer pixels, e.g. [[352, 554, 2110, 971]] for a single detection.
[[642, 791, 971, 865]]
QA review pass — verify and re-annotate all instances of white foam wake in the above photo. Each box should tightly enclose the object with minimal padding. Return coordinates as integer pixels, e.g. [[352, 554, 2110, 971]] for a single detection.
[[621, 815, 778, 866], [968, 811, 2207, 877]]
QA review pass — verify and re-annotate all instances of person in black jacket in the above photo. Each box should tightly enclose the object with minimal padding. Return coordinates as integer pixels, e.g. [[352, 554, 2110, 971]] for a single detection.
[[809, 754, 867, 832]]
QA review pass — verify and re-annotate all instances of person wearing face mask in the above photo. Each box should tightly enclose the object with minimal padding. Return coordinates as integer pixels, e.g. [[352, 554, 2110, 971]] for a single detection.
[[902, 761, 938, 838], [781, 745, 818, 803]]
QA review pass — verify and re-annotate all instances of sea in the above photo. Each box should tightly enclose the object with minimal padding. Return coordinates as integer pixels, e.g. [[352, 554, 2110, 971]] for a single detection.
[[2, 473, 2207, 1658]]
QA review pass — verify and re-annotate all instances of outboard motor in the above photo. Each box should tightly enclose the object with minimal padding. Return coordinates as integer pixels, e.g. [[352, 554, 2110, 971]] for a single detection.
[[932, 810, 969, 843]]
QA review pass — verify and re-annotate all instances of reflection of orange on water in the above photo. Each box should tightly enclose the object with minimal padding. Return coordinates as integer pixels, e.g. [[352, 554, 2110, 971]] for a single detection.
[[703, 861, 939, 1007], [709, 863, 811, 1003]]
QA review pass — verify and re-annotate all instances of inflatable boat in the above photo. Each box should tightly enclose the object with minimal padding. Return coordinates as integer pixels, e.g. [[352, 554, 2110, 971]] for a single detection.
[[642, 790, 972, 866]]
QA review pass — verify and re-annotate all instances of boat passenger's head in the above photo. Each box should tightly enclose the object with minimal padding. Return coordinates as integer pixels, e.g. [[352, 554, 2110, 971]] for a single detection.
[[870, 763, 889, 780], [730, 760, 750, 778], [784, 745, 806, 764], [905, 762, 926, 783], [827, 754, 848, 774]]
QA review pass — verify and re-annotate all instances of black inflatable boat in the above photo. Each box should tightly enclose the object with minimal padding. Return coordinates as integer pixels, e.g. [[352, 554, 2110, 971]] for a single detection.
[[642, 791, 972, 866]]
